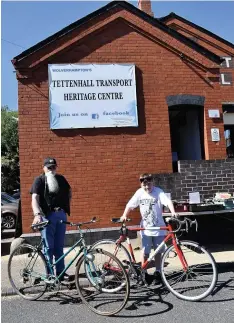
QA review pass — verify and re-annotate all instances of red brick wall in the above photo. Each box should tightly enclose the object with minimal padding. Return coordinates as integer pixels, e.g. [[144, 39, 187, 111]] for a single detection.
[[164, 17, 234, 159], [164, 19, 234, 101], [17, 9, 227, 233]]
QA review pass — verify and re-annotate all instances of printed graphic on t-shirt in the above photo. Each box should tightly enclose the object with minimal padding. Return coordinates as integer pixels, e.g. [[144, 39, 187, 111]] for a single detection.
[[140, 198, 158, 227]]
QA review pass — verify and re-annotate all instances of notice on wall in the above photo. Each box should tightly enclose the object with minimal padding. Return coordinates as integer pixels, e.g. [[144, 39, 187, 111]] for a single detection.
[[208, 110, 220, 118], [48, 64, 138, 129], [189, 192, 201, 204], [211, 128, 220, 142]]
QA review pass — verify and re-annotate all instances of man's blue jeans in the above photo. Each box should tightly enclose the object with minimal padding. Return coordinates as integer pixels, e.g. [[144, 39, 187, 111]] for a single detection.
[[41, 210, 67, 275]]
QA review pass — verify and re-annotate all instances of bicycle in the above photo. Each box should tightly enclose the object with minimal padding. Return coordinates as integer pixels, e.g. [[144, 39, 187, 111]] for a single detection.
[[8, 217, 130, 316], [91, 216, 218, 301]]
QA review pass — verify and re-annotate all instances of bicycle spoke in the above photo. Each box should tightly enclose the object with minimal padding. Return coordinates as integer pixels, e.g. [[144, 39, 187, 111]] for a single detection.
[[165, 270, 187, 286], [8, 244, 47, 300], [76, 249, 129, 316], [162, 241, 217, 301]]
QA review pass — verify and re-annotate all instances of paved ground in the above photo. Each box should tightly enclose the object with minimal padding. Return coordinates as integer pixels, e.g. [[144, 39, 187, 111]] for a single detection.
[[1, 268, 234, 323], [2, 238, 234, 296], [1, 236, 234, 322]]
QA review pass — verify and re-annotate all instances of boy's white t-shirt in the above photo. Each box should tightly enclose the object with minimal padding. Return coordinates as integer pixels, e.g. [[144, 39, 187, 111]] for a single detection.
[[126, 186, 170, 237]]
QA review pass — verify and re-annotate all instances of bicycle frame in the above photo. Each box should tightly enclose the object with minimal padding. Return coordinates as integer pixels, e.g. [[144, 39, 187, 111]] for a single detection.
[[38, 226, 89, 280], [116, 222, 188, 272]]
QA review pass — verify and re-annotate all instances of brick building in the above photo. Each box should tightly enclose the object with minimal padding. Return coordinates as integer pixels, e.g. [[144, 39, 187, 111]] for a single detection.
[[12, 1, 234, 234]]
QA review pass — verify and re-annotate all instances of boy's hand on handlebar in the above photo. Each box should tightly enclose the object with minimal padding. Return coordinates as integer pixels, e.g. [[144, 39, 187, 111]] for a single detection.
[[120, 215, 126, 222]]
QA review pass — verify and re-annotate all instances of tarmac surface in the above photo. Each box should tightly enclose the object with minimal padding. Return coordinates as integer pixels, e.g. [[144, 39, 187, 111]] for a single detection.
[[1, 237, 234, 297]]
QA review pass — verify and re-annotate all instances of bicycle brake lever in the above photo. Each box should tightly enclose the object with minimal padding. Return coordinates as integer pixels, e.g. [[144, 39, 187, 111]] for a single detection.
[[185, 218, 189, 232], [187, 218, 198, 232], [192, 219, 198, 232]]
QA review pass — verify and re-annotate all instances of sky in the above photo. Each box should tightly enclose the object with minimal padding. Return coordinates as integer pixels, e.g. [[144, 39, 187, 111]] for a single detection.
[[1, 1, 234, 111]]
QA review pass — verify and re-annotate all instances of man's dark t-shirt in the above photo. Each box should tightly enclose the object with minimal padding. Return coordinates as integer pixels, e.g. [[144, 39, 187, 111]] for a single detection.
[[30, 174, 71, 216]]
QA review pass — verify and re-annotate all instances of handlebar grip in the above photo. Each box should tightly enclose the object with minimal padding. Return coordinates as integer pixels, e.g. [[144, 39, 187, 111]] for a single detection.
[[59, 220, 71, 225], [111, 218, 131, 223]]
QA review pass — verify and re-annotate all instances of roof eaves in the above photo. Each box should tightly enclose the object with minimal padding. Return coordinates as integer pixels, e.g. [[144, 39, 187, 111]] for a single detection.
[[13, 1, 122, 63], [159, 12, 234, 50]]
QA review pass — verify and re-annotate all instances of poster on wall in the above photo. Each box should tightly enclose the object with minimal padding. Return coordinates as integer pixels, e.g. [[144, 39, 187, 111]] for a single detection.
[[211, 128, 220, 142], [48, 64, 138, 129]]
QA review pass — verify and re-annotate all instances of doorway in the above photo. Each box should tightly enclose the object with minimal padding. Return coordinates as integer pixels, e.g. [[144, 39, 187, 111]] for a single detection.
[[223, 104, 234, 158], [169, 105, 205, 171]]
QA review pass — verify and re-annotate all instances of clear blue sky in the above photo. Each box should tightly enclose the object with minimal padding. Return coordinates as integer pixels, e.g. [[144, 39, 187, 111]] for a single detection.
[[1, 1, 234, 111]]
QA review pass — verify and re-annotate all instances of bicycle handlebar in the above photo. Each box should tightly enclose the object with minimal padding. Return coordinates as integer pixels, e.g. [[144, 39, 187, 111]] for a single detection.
[[31, 220, 50, 231], [112, 218, 131, 223], [165, 216, 198, 233], [59, 216, 97, 227], [113, 216, 198, 234]]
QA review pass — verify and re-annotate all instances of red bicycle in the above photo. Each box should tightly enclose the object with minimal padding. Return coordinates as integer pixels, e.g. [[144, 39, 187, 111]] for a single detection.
[[92, 217, 218, 301]]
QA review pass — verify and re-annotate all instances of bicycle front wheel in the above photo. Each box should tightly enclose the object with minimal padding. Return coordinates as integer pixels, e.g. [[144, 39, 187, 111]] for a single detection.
[[75, 248, 130, 316], [161, 240, 217, 301], [8, 243, 48, 300]]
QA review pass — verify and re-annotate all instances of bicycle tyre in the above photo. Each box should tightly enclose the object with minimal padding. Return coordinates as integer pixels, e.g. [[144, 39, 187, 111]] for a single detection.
[[8, 243, 48, 300], [75, 248, 130, 316], [161, 240, 218, 301]]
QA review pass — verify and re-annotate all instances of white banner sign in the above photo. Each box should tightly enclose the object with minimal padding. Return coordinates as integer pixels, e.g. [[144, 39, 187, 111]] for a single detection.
[[48, 64, 138, 129]]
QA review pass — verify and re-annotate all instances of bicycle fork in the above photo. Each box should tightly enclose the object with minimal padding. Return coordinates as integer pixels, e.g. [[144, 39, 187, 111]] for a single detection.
[[172, 237, 189, 271]]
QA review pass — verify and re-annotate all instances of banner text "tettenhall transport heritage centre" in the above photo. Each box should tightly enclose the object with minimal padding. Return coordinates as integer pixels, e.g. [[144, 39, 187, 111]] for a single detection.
[[49, 64, 138, 129]]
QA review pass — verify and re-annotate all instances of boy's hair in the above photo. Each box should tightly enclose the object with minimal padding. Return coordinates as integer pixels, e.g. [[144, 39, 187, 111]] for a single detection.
[[139, 173, 153, 183]]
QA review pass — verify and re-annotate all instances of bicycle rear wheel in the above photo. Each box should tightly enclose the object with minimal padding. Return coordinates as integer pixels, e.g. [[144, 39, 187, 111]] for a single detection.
[[75, 248, 130, 316], [8, 243, 48, 300], [161, 240, 218, 301]]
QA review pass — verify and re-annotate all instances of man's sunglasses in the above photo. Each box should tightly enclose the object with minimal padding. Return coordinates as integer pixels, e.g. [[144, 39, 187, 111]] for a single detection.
[[47, 165, 57, 170], [140, 176, 153, 183]]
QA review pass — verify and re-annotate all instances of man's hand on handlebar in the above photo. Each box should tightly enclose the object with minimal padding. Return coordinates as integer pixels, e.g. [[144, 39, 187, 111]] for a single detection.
[[32, 215, 42, 225]]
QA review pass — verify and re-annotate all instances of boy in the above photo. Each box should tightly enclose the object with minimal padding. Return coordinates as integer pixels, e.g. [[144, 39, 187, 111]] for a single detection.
[[120, 173, 176, 281]]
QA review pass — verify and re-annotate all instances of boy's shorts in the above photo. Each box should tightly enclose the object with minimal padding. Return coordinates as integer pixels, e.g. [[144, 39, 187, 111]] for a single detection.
[[141, 235, 165, 255]]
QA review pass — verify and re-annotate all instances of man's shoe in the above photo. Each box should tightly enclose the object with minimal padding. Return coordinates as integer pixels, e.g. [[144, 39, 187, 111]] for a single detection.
[[58, 273, 71, 282]]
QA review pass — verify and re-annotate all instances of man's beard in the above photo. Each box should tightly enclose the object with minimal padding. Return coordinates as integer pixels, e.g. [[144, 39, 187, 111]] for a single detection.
[[46, 171, 59, 193]]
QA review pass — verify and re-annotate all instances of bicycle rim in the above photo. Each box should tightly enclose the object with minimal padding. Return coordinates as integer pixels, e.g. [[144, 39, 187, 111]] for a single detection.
[[161, 240, 217, 301], [8, 244, 48, 300], [75, 248, 130, 316]]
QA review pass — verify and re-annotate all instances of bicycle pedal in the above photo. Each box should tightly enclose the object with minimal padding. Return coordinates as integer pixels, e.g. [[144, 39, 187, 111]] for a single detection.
[[60, 280, 73, 286], [123, 260, 130, 265]]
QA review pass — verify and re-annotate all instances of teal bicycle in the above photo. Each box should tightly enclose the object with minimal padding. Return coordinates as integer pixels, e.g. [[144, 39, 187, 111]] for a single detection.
[[8, 217, 130, 316]]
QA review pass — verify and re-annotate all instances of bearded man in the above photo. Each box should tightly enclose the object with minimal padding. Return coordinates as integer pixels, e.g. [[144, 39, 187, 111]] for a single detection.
[[30, 157, 71, 280]]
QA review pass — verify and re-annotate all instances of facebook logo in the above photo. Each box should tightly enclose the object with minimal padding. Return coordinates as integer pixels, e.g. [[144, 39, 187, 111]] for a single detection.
[[92, 114, 99, 119]]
